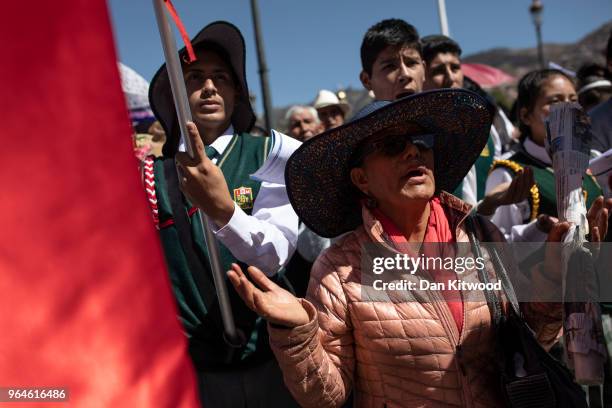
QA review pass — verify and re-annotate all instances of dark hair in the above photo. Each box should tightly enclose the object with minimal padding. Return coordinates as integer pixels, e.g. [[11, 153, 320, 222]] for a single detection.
[[576, 63, 606, 83], [578, 75, 612, 111], [360, 19, 421, 75], [421, 35, 462, 65], [516, 69, 574, 140], [607, 29, 612, 62]]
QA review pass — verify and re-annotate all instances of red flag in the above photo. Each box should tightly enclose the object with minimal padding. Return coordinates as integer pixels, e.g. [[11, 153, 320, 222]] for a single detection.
[[462, 63, 515, 88], [0, 1, 199, 406]]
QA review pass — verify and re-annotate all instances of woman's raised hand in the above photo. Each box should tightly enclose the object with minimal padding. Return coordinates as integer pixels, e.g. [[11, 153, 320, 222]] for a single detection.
[[477, 168, 535, 216], [227, 264, 310, 328]]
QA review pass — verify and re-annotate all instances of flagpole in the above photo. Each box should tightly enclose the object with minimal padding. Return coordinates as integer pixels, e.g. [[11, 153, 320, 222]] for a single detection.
[[152, 0, 243, 347], [436, 0, 450, 36]]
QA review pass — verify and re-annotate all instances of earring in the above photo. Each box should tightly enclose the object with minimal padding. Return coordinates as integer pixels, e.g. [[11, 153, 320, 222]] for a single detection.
[[365, 196, 378, 209]]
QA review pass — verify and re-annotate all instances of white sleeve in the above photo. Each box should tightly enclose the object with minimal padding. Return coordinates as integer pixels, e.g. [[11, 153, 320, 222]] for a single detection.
[[489, 125, 503, 159], [461, 165, 478, 206], [297, 223, 331, 263], [485, 167, 532, 242], [213, 181, 298, 276], [510, 220, 548, 243]]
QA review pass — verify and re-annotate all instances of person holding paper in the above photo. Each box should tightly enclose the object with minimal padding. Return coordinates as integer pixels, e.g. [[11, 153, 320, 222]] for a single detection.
[[145, 21, 299, 407], [485, 69, 605, 243]]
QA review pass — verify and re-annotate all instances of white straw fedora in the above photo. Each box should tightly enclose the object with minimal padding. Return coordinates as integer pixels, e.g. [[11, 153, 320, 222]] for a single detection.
[[313, 89, 350, 116]]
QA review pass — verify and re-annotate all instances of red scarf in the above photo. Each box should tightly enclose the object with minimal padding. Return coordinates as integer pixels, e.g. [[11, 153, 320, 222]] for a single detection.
[[373, 197, 463, 333]]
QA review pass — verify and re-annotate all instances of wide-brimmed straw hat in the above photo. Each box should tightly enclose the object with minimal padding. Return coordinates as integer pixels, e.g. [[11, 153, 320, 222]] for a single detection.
[[313, 89, 351, 116], [149, 21, 256, 156], [285, 89, 494, 238]]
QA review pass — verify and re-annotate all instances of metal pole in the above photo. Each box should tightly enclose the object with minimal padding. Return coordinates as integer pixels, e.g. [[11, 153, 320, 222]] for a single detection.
[[437, 0, 450, 37], [152, 0, 194, 157], [530, 0, 545, 69], [535, 23, 545, 69], [250, 0, 274, 131], [152, 0, 243, 347]]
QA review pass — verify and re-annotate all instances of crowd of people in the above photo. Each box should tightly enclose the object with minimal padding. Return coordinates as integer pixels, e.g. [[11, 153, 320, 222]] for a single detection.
[[125, 17, 612, 408]]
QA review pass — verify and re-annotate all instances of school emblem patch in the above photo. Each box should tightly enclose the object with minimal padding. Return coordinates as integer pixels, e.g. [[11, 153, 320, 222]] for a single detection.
[[480, 144, 490, 157], [233, 186, 254, 210]]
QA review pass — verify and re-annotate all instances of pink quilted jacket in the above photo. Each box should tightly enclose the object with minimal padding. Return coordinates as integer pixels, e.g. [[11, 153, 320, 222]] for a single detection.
[[269, 192, 562, 408]]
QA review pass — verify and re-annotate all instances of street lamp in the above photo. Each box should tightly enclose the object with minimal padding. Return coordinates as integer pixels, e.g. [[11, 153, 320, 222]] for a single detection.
[[250, 0, 274, 131], [529, 0, 545, 69]]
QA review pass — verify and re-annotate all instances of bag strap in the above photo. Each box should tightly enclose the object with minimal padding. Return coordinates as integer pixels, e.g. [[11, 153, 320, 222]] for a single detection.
[[466, 215, 502, 325], [163, 159, 218, 311], [466, 215, 521, 323]]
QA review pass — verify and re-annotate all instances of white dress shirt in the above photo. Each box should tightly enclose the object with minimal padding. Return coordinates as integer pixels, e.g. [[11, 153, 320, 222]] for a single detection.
[[296, 223, 331, 263], [460, 165, 478, 206], [206, 126, 299, 276], [485, 138, 549, 243]]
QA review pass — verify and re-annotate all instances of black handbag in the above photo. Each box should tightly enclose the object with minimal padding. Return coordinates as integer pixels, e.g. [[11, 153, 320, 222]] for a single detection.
[[466, 215, 587, 408]]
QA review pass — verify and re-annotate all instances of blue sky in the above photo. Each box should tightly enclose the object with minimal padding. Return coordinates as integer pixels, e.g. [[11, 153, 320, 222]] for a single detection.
[[108, 0, 611, 114]]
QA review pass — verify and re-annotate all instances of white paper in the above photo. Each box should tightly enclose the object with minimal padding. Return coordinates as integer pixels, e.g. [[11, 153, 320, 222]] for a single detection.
[[547, 103, 605, 384], [250, 129, 302, 185], [545, 102, 591, 237], [589, 149, 612, 177]]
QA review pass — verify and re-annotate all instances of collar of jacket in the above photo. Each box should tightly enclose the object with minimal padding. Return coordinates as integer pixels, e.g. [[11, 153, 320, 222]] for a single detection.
[[361, 191, 473, 244]]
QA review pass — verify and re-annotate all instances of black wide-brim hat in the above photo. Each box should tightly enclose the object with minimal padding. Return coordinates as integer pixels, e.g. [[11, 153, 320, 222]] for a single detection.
[[285, 89, 495, 238], [149, 21, 256, 156]]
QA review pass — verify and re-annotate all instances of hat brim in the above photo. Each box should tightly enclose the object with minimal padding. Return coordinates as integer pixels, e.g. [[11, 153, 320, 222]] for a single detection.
[[149, 21, 255, 156], [285, 89, 494, 238]]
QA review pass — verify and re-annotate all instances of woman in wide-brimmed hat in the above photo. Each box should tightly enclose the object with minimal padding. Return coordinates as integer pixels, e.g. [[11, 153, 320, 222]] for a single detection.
[[227, 89, 588, 407]]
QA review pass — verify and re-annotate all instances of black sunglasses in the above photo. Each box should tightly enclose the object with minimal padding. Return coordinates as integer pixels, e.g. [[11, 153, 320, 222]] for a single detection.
[[350, 133, 434, 167], [358, 133, 434, 160]]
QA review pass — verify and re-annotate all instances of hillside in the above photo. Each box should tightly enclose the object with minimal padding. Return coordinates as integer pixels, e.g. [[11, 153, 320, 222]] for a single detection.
[[463, 20, 611, 77]]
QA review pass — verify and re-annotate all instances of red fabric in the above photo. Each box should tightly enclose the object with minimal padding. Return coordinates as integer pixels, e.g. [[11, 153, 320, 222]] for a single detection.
[[424, 198, 463, 332], [422, 197, 454, 244], [373, 197, 463, 332], [0, 2, 199, 407], [462, 63, 515, 88]]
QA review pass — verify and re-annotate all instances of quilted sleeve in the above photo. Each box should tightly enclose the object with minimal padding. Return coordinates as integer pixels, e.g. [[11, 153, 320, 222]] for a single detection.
[[268, 251, 355, 408]]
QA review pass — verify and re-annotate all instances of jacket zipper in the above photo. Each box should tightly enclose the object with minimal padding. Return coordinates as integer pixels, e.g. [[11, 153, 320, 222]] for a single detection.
[[425, 279, 474, 407], [376, 239, 475, 407]]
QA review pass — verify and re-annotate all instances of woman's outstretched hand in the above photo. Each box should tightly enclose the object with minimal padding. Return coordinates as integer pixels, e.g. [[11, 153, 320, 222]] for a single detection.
[[227, 264, 310, 328]]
